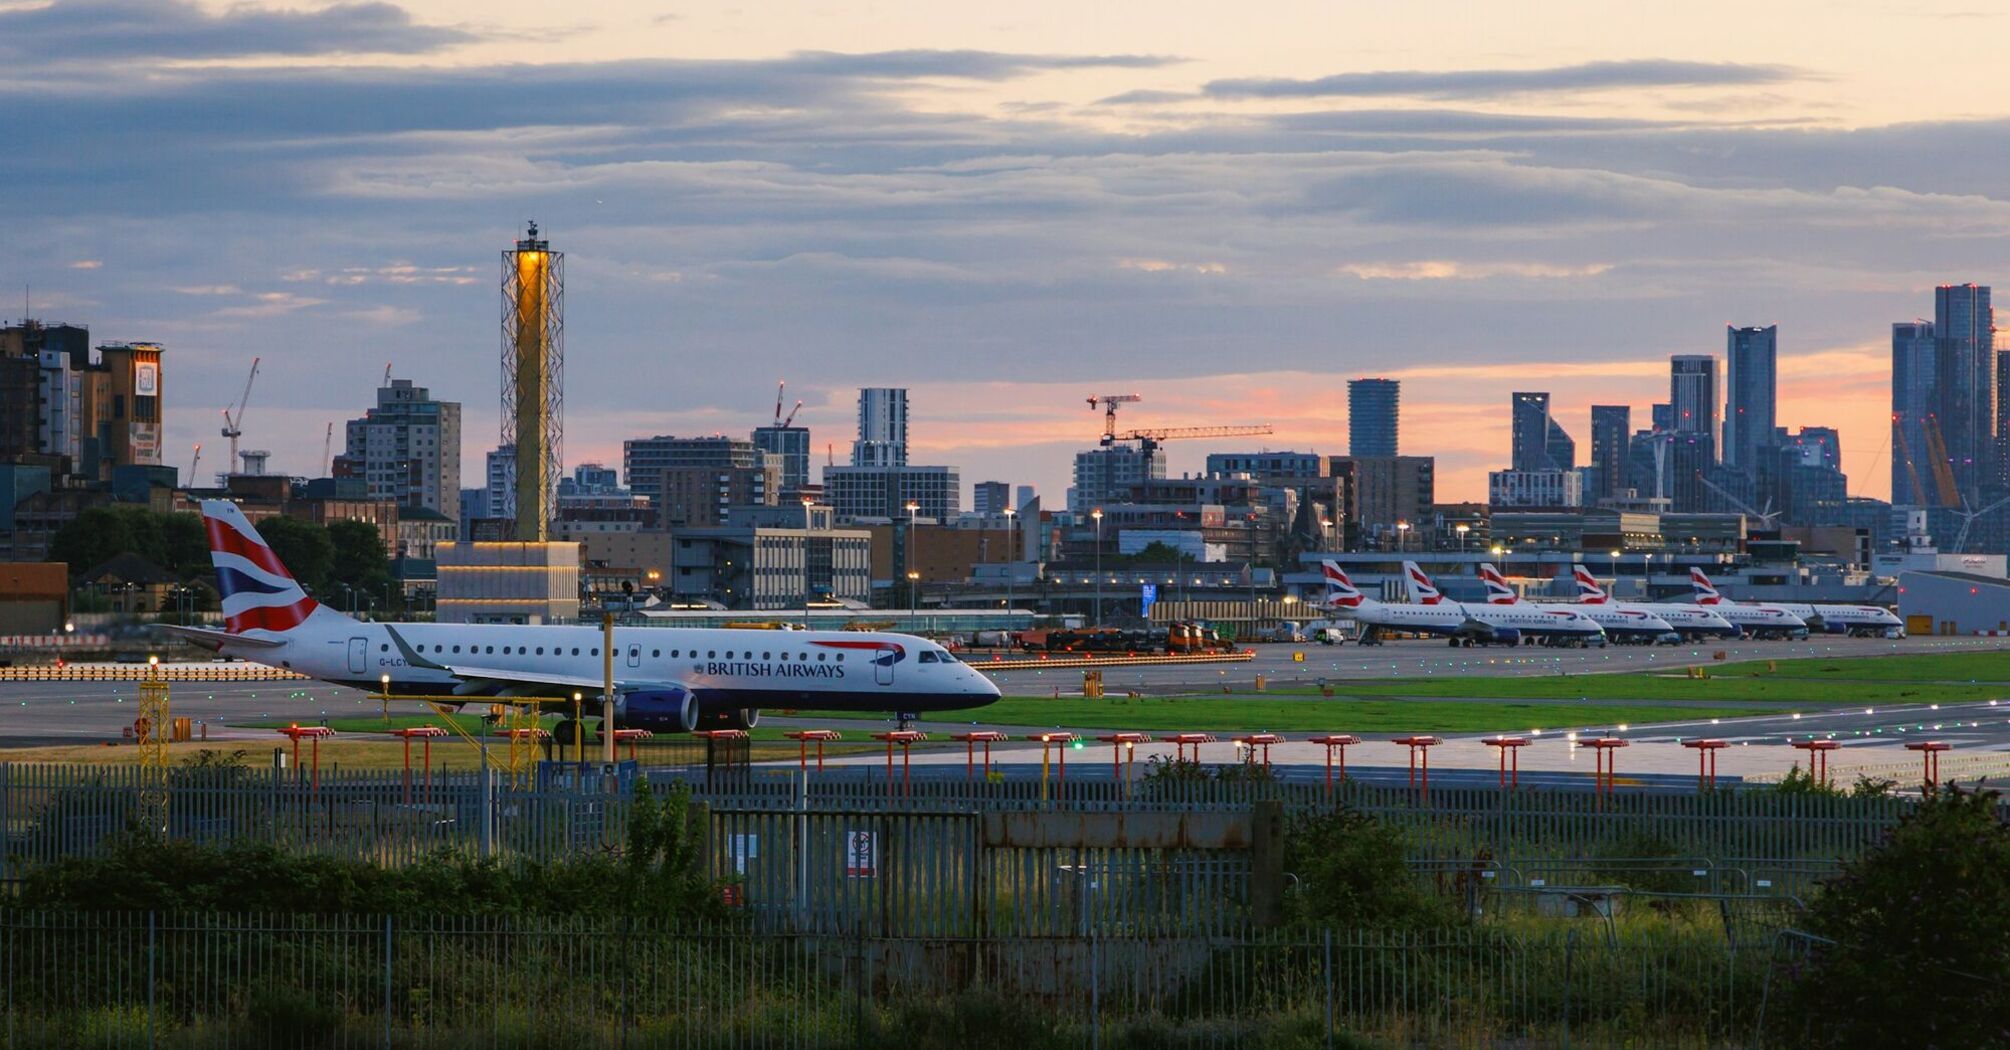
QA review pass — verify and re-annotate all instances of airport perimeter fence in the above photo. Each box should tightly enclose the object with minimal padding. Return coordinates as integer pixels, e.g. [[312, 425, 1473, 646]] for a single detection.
[[0, 761, 1932, 935], [0, 911, 1783, 1049]]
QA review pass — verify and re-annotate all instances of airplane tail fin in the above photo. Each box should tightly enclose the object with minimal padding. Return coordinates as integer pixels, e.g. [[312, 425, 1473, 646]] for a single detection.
[[1689, 567, 1722, 605], [1401, 560, 1444, 604], [1320, 559, 1364, 608], [1476, 563, 1517, 604], [200, 499, 341, 633], [1572, 563, 1609, 603]]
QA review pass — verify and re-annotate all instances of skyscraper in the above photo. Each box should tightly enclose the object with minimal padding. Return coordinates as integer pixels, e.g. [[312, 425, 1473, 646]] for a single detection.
[[1347, 378, 1399, 457], [1669, 355, 1718, 457], [1891, 321, 1937, 506], [751, 422, 810, 501], [1934, 283, 1994, 502], [973, 480, 1010, 515], [1510, 392, 1574, 472], [851, 388, 908, 467], [1589, 405, 1631, 501], [1724, 326, 1777, 470], [339, 378, 462, 520]]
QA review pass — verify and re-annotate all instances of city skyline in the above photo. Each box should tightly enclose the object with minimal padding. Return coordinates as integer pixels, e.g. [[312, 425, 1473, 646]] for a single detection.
[[7, 0, 2008, 503]]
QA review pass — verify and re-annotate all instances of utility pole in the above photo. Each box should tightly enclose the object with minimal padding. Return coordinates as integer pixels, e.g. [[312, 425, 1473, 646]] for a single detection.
[[601, 613, 616, 768]]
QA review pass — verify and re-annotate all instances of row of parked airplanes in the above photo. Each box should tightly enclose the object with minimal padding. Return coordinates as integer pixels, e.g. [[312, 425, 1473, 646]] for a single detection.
[[1319, 561, 1904, 648]]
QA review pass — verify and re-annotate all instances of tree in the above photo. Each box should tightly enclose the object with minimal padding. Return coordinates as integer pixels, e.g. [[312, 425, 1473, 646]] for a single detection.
[[326, 519, 394, 606], [254, 516, 335, 595], [1780, 786, 2010, 1047], [50, 507, 137, 578]]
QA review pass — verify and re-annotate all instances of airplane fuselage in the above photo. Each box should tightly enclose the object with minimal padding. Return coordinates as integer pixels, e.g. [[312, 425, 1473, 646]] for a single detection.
[[213, 611, 1001, 722]]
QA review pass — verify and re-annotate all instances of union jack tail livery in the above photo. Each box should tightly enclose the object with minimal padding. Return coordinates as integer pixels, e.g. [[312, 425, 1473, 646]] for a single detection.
[[1320, 560, 1364, 608], [1400, 561, 1444, 604], [202, 499, 337, 634], [1572, 564, 1609, 603], [1690, 568, 1723, 605], [1477, 563, 1517, 605]]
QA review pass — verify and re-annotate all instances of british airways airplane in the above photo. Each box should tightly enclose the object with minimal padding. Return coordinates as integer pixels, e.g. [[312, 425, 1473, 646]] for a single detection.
[[1681, 568, 1810, 639], [1566, 563, 1740, 639], [1400, 561, 1607, 646], [157, 500, 1001, 731], [1689, 568, 1899, 638], [1475, 563, 1679, 644]]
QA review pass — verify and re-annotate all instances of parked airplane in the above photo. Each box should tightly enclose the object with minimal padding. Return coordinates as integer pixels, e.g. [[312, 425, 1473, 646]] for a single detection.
[[1476, 563, 1678, 644], [1324, 561, 1604, 647], [1320, 561, 1522, 646], [1690, 568, 1901, 638], [157, 500, 1001, 732], [1678, 568, 1809, 639], [1568, 564, 1740, 640]]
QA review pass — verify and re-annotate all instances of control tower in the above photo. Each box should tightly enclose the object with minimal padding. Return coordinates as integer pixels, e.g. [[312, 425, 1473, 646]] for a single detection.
[[502, 221, 562, 541]]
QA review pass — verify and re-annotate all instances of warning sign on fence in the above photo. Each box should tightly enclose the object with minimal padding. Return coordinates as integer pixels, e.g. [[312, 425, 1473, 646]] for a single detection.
[[845, 830, 877, 878]]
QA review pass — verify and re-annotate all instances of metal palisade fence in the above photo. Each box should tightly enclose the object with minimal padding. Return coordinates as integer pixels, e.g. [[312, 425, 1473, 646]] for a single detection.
[[0, 762, 1927, 934], [0, 912, 1777, 1049]]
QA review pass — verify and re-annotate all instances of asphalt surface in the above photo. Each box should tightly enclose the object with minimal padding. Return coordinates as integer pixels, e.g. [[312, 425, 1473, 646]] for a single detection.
[[2, 634, 2006, 753], [984, 634, 2010, 694]]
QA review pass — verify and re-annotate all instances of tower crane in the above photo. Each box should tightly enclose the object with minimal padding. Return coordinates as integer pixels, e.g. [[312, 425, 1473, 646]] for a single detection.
[[1083, 393, 1271, 452], [773, 380, 803, 428], [187, 444, 202, 485], [321, 422, 334, 477], [219, 356, 261, 474], [1088, 393, 1144, 444]]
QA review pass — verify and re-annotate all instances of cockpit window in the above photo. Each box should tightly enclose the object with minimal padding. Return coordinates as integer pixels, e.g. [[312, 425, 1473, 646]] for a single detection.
[[937, 650, 961, 663], [918, 651, 939, 664]]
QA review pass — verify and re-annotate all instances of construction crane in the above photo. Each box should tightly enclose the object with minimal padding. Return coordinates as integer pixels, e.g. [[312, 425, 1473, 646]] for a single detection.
[[1119, 424, 1274, 454], [1088, 393, 1144, 444], [772, 380, 803, 428], [321, 422, 334, 477], [219, 356, 261, 474], [1922, 414, 1960, 507], [187, 443, 202, 485], [1084, 393, 1270, 452], [1891, 412, 1928, 507], [383, 362, 393, 386]]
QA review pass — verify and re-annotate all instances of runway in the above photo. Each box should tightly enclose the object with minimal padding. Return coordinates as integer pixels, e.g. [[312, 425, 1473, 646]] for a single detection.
[[1, 635, 2006, 791], [984, 634, 2010, 694]]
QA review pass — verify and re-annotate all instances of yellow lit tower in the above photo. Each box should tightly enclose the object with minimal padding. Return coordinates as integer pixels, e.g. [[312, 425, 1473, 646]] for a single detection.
[[502, 221, 563, 541]]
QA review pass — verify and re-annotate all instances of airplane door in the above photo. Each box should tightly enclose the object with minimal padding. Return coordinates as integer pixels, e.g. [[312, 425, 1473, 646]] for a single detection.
[[347, 637, 367, 675], [875, 647, 895, 686], [627, 645, 641, 669]]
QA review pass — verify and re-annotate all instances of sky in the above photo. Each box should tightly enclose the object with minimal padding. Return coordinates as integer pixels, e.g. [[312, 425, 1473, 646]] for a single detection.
[[8, 0, 2010, 505]]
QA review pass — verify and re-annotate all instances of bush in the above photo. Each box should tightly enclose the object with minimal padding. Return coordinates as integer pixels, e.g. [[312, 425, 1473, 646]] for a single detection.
[[13, 780, 725, 922], [1772, 764, 1895, 798], [1778, 785, 2010, 1047], [1284, 805, 1452, 929]]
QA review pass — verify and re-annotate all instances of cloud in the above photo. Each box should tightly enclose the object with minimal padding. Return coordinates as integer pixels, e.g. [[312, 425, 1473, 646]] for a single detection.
[[67, 259, 101, 269], [1205, 59, 1801, 100], [0, 0, 476, 61], [1093, 89, 1197, 106], [1117, 258, 1229, 275], [1339, 260, 1613, 280]]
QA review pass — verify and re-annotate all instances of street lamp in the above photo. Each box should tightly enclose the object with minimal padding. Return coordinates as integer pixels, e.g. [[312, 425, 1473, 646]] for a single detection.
[[1002, 506, 1017, 614], [906, 570, 920, 619], [801, 497, 815, 629], [1091, 508, 1104, 628], [1396, 520, 1411, 553], [1456, 523, 1470, 553]]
